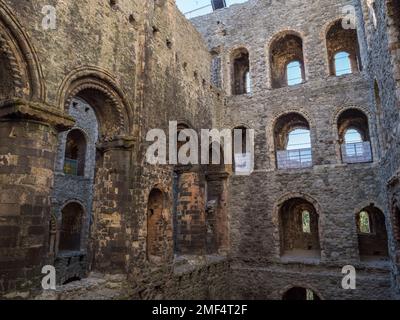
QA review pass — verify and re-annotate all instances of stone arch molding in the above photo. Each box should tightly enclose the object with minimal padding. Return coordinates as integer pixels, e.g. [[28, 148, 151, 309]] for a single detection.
[[332, 104, 373, 137], [0, 2, 44, 100], [57, 66, 133, 141], [272, 192, 322, 225], [266, 109, 315, 150], [272, 192, 324, 259]]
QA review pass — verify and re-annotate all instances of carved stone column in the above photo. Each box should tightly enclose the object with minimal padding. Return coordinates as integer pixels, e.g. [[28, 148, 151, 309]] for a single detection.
[[0, 99, 73, 295]]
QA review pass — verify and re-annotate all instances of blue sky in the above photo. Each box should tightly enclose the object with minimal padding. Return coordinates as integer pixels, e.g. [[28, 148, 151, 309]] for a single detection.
[[176, 0, 248, 18]]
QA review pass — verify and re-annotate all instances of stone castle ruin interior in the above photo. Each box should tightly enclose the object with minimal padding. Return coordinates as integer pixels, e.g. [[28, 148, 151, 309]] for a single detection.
[[0, 0, 400, 300]]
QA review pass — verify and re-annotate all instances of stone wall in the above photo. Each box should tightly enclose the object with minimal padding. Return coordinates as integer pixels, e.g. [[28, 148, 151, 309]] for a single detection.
[[192, 0, 398, 299], [1, 0, 400, 300]]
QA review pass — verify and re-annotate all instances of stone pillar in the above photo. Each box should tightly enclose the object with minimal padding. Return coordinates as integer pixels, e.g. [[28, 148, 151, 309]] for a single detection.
[[175, 166, 207, 255], [0, 100, 73, 296], [90, 136, 135, 273], [205, 172, 229, 254]]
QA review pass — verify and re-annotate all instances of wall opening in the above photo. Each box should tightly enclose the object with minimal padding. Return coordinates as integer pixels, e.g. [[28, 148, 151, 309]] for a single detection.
[[147, 188, 171, 263], [270, 33, 305, 88], [233, 126, 249, 173], [326, 20, 361, 76], [356, 205, 389, 261], [283, 287, 321, 300], [279, 198, 321, 260], [64, 129, 87, 176], [337, 108, 372, 164], [274, 113, 312, 169], [59, 202, 84, 252], [231, 48, 250, 95]]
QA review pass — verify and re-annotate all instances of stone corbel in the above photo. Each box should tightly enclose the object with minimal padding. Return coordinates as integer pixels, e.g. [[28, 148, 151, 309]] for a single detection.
[[96, 135, 136, 153], [0, 98, 75, 131]]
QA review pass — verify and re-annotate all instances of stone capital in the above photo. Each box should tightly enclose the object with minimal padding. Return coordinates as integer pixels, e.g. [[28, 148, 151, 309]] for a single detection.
[[0, 98, 75, 131]]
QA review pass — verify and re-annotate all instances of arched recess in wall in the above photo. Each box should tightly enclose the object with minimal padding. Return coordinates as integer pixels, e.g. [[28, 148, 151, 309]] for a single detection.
[[64, 128, 87, 176], [59, 202, 85, 252], [326, 19, 362, 76], [337, 108, 373, 164], [0, 2, 44, 100], [269, 31, 305, 88], [356, 205, 389, 262], [282, 286, 321, 300], [57, 67, 133, 141], [230, 47, 250, 95], [147, 187, 172, 263], [278, 197, 321, 261], [274, 112, 312, 170]]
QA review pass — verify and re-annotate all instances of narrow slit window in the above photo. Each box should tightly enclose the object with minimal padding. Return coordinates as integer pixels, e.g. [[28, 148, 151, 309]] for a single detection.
[[302, 210, 311, 233]]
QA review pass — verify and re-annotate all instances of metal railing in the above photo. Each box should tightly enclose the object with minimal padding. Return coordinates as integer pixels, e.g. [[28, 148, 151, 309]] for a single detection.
[[64, 158, 79, 176], [341, 141, 372, 164], [277, 148, 312, 169]]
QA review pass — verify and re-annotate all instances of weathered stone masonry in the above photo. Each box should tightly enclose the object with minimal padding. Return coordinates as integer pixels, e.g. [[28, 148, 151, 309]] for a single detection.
[[0, 0, 400, 300]]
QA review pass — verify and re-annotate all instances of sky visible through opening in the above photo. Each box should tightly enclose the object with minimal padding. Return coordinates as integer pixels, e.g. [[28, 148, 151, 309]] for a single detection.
[[176, 0, 248, 18]]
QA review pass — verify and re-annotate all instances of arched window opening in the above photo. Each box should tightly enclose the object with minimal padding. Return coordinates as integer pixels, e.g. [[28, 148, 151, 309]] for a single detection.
[[59, 202, 84, 253], [270, 33, 305, 89], [338, 109, 372, 163], [279, 198, 321, 260], [283, 287, 321, 300], [231, 48, 250, 95], [286, 61, 303, 86], [64, 129, 87, 176], [356, 206, 389, 262], [147, 188, 171, 263], [275, 113, 312, 169], [334, 51, 352, 76], [326, 20, 361, 76]]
